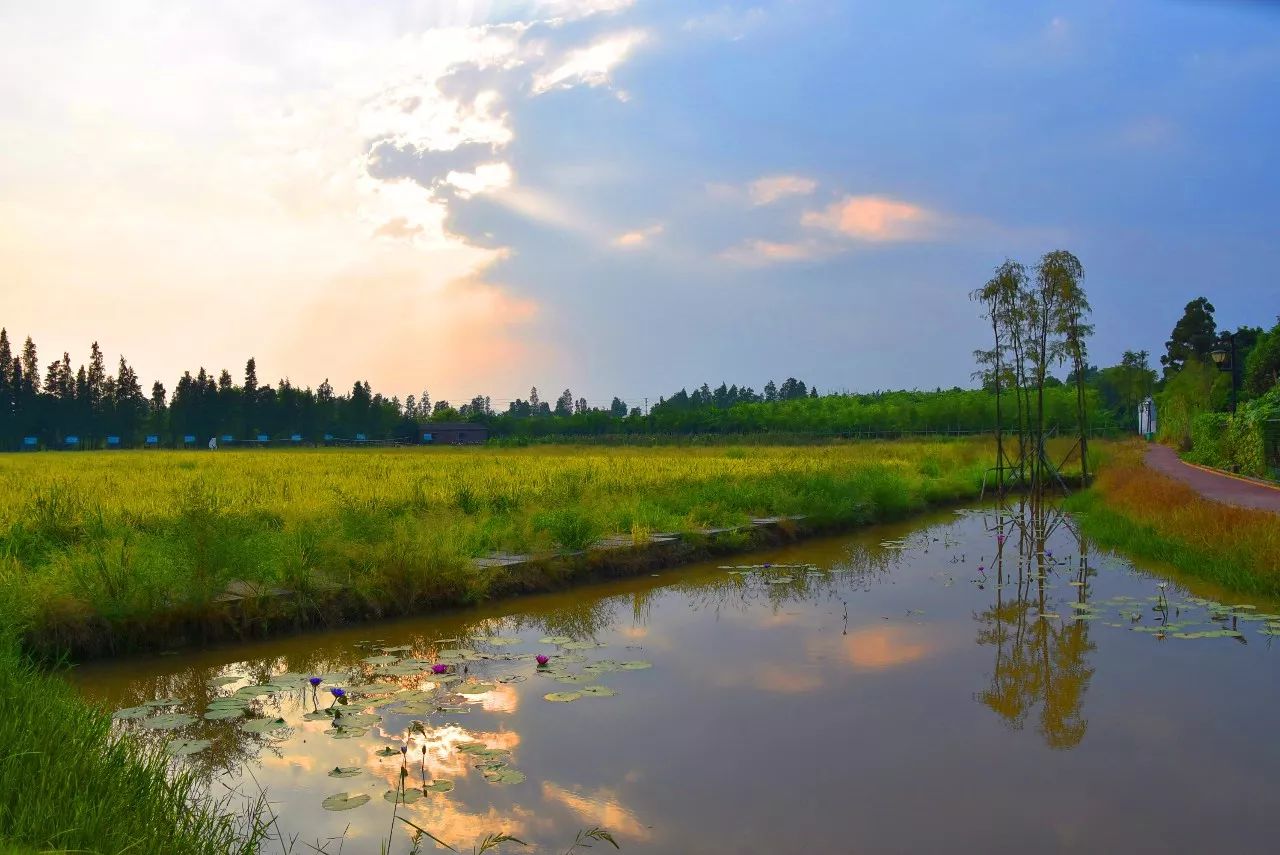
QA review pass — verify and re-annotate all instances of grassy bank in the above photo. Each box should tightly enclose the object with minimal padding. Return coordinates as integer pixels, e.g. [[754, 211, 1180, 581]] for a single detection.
[[0, 636, 253, 854], [1067, 442, 1280, 595], [0, 441, 991, 656]]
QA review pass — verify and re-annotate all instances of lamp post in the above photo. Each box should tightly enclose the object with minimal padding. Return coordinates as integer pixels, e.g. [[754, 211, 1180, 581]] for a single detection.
[[1209, 332, 1238, 414]]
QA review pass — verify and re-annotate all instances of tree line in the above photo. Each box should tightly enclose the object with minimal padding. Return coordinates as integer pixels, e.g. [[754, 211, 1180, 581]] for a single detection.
[[0, 326, 1117, 450]]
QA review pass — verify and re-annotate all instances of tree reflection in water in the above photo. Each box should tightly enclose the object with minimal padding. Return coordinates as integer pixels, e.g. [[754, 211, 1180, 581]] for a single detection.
[[975, 499, 1095, 749]]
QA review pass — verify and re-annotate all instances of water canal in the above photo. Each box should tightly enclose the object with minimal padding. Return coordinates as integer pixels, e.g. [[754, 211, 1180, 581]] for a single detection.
[[74, 505, 1280, 853]]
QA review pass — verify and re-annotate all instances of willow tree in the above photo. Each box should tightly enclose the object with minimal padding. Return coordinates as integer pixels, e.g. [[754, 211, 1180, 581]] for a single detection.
[[1026, 258, 1066, 506], [971, 260, 1029, 492], [1042, 251, 1092, 483]]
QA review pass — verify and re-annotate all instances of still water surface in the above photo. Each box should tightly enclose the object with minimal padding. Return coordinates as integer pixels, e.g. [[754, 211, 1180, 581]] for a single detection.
[[75, 506, 1280, 853]]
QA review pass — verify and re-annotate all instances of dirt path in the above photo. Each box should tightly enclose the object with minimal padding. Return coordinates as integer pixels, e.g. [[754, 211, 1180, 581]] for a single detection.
[[1145, 443, 1280, 514]]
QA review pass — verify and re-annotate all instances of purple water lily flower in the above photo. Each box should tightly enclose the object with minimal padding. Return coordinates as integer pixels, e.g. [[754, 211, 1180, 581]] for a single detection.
[[309, 676, 322, 687], [432, 663, 449, 675], [536, 654, 550, 667], [1046, 550, 1054, 559], [330, 687, 346, 698], [978, 565, 985, 574], [996, 534, 1006, 546], [400, 745, 408, 755]]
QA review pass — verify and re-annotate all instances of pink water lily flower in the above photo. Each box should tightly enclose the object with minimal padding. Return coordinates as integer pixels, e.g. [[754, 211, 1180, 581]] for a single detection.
[[536, 655, 550, 667], [432, 664, 449, 675]]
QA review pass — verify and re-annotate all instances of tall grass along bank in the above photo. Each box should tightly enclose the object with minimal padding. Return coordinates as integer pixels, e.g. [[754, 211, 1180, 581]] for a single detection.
[[1066, 442, 1280, 595], [0, 636, 254, 854], [0, 441, 991, 657]]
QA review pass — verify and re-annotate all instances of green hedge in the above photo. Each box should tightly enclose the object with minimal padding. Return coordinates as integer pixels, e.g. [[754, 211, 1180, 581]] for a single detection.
[[1185, 388, 1280, 478]]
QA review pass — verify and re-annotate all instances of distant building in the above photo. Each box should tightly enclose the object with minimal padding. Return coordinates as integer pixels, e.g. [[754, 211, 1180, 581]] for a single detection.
[[421, 423, 488, 445]]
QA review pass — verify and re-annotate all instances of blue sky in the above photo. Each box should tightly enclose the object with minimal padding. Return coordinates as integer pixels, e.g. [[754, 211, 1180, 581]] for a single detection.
[[2, 0, 1277, 406]]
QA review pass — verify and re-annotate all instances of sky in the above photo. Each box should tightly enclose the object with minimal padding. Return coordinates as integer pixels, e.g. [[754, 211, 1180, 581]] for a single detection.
[[2, 0, 1278, 408]]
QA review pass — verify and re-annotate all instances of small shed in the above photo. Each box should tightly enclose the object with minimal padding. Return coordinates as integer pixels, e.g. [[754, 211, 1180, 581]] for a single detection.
[[421, 422, 488, 445]]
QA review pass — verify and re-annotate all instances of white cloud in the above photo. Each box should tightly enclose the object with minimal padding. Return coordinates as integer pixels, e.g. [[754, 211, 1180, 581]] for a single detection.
[[535, 0, 636, 20], [720, 238, 821, 265], [446, 161, 515, 197], [612, 223, 664, 248], [749, 174, 817, 206], [532, 30, 648, 94], [801, 195, 938, 242]]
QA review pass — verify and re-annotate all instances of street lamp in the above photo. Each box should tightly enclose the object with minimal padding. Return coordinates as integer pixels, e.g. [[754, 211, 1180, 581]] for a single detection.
[[1209, 332, 1238, 414]]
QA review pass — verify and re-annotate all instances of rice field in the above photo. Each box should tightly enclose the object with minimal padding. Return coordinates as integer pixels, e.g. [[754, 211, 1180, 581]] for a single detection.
[[0, 441, 992, 653]]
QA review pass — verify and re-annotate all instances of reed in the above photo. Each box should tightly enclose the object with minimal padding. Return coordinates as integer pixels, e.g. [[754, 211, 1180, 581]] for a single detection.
[[1067, 442, 1280, 595]]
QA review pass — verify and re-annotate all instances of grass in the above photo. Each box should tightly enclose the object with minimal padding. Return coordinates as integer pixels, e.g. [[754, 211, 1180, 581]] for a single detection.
[[1066, 442, 1280, 596], [0, 635, 254, 854], [0, 441, 992, 655]]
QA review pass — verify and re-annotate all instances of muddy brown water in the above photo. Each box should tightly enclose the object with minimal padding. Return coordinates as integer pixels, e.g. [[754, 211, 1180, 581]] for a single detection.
[[73, 506, 1280, 854]]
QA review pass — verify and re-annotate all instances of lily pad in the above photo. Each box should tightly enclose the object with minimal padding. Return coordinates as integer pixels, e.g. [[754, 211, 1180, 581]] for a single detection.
[[469, 748, 510, 760], [544, 691, 582, 703], [472, 636, 522, 646], [482, 768, 526, 785], [208, 675, 244, 687], [141, 713, 197, 731], [167, 739, 212, 756], [327, 726, 368, 739], [112, 705, 152, 720], [540, 636, 574, 645], [424, 780, 455, 793], [384, 788, 424, 804], [234, 685, 276, 699], [618, 660, 652, 670], [457, 683, 496, 695], [321, 792, 371, 812], [328, 766, 363, 778], [203, 707, 246, 721], [145, 697, 183, 707], [240, 717, 289, 734], [561, 641, 604, 651], [580, 685, 617, 697]]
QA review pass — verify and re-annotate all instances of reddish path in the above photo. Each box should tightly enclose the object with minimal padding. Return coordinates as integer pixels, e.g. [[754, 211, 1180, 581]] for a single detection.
[[1145, 443, 1280, 514]]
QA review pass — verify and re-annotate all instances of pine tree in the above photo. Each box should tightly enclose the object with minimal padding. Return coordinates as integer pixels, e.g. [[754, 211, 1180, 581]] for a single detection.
[[1161, 297, 1217, 378], [87, 341, 106, 442], [242, 357, 259, 436], [555, 388, 573, 417]]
